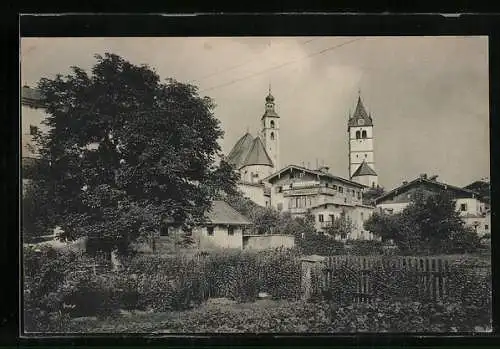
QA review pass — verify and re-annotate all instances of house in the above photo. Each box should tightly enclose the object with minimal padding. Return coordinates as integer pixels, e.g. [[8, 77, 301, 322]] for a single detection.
[[160, 200, 294, 250], [375, 174, 490, 237], [262, 164, 377, 240]]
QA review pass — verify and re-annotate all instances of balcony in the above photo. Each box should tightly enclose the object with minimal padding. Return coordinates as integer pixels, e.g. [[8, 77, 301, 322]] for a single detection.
[[283, 185, 339, 197]]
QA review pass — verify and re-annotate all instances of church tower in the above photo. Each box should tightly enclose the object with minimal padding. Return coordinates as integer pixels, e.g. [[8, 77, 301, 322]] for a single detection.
[[348, 94, 378, 188], [260, 86, 280, 171]]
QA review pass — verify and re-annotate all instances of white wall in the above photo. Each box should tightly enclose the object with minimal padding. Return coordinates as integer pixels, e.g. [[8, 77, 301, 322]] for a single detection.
[[455, 198, 483, 217], [352, 174, 378, 189], [376, 202, 409, 214], [242, 234, 295, 250], [240, 164, 273, 183], [238, 183, 267, 207], [195, 225, 244, 249]]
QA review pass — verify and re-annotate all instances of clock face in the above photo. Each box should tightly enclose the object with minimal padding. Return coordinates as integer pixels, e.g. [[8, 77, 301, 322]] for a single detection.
[[358, 119, 365, 126]]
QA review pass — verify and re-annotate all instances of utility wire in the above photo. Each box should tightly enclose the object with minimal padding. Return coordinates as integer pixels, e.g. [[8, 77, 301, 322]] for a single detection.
[[200, 38, 363, 93], [193, 37, 320, 83]]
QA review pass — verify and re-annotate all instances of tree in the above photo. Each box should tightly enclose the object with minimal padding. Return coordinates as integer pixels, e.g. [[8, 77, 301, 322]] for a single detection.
[[27, 53, 238, 253], [364, 189, 481, 254], [362, 186, 386, 205], [324, 211, 353, 240]]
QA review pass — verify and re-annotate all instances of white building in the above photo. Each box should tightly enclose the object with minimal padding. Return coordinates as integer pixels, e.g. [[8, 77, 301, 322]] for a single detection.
[[263, 165, 376, 240], [375, 174, 491, 237]]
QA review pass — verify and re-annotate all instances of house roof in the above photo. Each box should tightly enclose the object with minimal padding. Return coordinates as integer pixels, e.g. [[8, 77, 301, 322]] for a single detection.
[[348, 96, 373, 128], [262, 164, 367, 189], [374, 176, 479, 205], [226, 133, 273, 169], [351, 161, 377, 177], [205, 200, 253, 225]]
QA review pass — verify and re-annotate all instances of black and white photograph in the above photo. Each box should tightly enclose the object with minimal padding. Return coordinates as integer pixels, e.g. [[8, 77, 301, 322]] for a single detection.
[[21, 34, 491, 334]]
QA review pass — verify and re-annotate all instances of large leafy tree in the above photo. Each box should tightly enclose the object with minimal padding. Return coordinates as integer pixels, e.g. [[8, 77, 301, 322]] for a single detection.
[[28, 53, 238, 252]]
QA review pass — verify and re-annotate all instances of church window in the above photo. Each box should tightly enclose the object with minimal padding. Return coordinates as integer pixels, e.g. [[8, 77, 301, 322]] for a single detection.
[[270, 120, 275, 128], [356, 131, 361, 139], [362, 130, 367, 138], [270, 132, 275, 140], [372, 182, 376, 188]]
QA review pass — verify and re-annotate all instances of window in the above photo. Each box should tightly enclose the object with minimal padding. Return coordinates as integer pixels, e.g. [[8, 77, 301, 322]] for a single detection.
[[296, 197, 300, 208], [332, 185, 337, 190], [357, 191, 361, 199], [277, 203, 283, 211], [360, 212, 364, 222], [29, 125, 37, 135], [270, 120, 275, 128], [362, 130, 367, 138], [276, 186, 283, 193], [372, 182, 376, 188], [160, 224, 169, 236], [365, 154, 368, 158], [207, 227, 214, 236], [302, 197, 307, 207], [356, 131, 361, 139], [485, 225, 489, 230], [352, 190, 355, 197], [344, 198, 347, 203], [341, 233, 347, 239], [339, 186, 343, 193], [356, 154, 359, 158], [329, 214, 334, 222], [318, 214, 324, 222], [460, 203, 467, 211], [228, 227, 234, 236], [358, 119, 365, 126], [270, 132, 275, 140]]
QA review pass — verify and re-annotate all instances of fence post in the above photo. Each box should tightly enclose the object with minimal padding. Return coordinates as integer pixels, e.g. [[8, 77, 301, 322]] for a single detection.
[[301, 255, 326, 301]]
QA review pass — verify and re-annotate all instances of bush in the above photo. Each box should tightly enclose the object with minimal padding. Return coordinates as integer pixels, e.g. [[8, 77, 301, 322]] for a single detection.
[[297, 232, 345, 256]]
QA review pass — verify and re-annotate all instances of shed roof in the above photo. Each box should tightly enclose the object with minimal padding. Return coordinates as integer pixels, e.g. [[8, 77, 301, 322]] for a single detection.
[[205, 200, 253, 225]]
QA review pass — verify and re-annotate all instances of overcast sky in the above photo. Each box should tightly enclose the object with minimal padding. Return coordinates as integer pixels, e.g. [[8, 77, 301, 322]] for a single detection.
[[21, 36, 489, 189]]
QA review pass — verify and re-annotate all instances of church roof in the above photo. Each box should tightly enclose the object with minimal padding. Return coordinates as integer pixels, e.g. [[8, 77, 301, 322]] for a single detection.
[[226, 133, 273, 169], [226, 133, 255, 168], [348, 96, 373, 128], [352, 161, 377, 177], [242, 137, 273, 167]]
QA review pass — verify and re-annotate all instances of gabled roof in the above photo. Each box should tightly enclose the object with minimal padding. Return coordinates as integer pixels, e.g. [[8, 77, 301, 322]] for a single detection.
[[348, 96, 373, 128], [226, 133, 273, 169], [374, 176, 479, 205], [226, 133, 254, 169], [352, 161, 377, 177], [262, 164, 367, 188], [242, 137, 273, 167], [205, 200, 252, 225]]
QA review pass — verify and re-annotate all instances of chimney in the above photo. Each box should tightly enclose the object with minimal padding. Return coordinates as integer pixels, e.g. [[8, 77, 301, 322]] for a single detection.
[[429, 175, 438, 181], [419, 173, 427, 179], [402, 181, 408, 185]]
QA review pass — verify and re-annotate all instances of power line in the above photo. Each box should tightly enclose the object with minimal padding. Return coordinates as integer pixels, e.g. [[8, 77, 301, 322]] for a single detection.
[[193, 37, 320, 83], [200, 38, 363, 93]]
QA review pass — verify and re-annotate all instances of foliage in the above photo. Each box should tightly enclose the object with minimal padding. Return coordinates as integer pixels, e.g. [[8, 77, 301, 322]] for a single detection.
[[362, 186, 386, 205], [27, 53, 238, 253], [58, 298, 491, 333], [364, 190, 481, 254], [23, 246, 301, 332], [324, 211, 353, 239]]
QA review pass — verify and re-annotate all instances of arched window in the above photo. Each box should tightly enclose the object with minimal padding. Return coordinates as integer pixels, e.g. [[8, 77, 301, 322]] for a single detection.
[[355, 131, 361, 139], [362, 130, 367, 139], [270, 132, 275, 140], [270, 120, 275, 129]]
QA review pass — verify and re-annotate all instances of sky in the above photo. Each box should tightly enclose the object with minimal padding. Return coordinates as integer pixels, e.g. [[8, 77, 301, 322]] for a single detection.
[[21, 36, 489, 189]]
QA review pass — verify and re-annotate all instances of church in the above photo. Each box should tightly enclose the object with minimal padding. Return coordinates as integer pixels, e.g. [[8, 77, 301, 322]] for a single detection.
[[226, 89, 379, 240]]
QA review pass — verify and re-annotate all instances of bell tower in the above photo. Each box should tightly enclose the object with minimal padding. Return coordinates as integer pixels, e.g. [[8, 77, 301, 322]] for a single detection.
[[261, 85, 280, 171], [348, 93, 378, 188]]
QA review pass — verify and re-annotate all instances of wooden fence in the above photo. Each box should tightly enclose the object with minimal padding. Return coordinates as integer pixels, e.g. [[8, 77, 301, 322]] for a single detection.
[[301, 255, 486, 303]]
